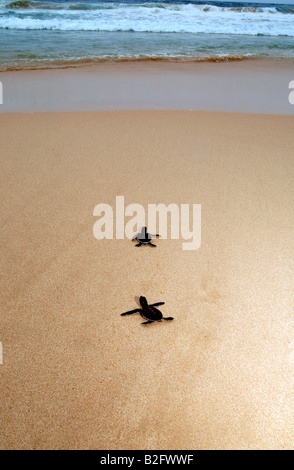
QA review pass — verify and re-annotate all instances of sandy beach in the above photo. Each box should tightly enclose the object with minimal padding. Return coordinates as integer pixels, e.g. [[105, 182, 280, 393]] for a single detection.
[[0, 100, 294, 449], [1, 59, 294, 114]]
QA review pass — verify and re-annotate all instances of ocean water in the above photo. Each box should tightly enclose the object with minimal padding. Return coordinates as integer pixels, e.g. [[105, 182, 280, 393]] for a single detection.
[[0, 0, 294, 70]]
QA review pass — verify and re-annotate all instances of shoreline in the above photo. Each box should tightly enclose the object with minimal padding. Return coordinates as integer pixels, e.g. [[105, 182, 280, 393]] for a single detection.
[[0, 54, 275, 73], [1, 57, 294, 114]]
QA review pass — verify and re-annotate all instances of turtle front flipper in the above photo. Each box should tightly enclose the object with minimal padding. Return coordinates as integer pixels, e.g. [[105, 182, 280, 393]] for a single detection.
[[148, 242, 156, 247], [163, 317, 174, 321], [141, 320, 154, 324], [121, 309, 141, 316], [150, 302, 165, 307], [135, 242, 143, 247]]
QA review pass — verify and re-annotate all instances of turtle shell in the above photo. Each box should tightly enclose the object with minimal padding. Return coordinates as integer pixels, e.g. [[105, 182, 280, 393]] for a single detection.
[[137, 238, 151, 244], [141, 305, 163, 322], [136, 234, 152, 243]]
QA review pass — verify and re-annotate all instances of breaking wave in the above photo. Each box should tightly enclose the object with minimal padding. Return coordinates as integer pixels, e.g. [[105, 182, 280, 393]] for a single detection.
[[1, 1, 294, 36]]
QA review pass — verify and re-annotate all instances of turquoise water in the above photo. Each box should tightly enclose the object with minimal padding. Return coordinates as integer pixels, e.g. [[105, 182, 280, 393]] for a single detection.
[[0, 0, 294, 69]]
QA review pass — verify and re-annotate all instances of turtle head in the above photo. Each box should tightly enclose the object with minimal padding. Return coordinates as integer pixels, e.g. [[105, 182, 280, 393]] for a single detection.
[[139, 296, 148, 307]]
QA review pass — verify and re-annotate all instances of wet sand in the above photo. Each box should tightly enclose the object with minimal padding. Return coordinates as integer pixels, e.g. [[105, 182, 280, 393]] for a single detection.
[[1, 58, 294, 114], [0, 109, 294, 449]]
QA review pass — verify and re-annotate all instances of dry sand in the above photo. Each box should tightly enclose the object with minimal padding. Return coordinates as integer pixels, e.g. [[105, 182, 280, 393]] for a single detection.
[[0, 110, 294, 449]]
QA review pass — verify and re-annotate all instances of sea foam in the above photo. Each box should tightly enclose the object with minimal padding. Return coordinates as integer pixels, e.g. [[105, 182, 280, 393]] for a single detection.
[[0, 2, 293, 36]]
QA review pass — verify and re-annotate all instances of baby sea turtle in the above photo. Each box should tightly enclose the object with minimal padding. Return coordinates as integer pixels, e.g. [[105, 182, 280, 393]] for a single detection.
[[132, 226, 160, 247], [121, 296, 174, 325]]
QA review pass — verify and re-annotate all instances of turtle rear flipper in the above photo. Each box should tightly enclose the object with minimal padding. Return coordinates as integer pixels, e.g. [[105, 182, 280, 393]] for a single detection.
[[163, 317, 174, 321], [141, 320, 154, 324]]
